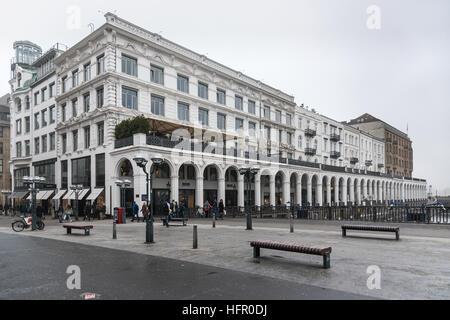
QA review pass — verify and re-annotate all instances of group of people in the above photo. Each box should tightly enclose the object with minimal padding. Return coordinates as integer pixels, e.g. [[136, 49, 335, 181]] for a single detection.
[[55, 202, 102, 223], [202, 199, 225, 219], [131, 200, 188, 224]]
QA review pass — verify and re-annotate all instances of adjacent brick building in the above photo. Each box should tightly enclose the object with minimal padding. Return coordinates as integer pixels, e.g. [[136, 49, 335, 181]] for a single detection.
[[346, 113, 413, 178]]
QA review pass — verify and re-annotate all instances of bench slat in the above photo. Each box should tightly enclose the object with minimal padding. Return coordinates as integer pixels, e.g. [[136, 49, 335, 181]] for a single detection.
[[250, 241, 331, 269]]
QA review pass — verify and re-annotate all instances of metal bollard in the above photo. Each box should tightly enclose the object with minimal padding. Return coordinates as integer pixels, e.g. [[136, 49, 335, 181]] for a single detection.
[[213, 212, 216, 228], [113, 211, 117, 240], [193, 225, 198, 249], [290, 214, 294, 233]]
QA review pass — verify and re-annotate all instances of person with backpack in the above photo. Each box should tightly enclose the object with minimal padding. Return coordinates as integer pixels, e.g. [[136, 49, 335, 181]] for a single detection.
[[203, 200, 211, 218], [132, 201, 140, 222]]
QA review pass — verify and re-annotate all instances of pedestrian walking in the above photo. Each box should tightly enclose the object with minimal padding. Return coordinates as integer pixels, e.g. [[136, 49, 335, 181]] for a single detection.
[[174, 201, 179, 218], [212, 199, 218, 220], [179, 201, 186, 218], [164, 200, 171, 227], [132, 201, 140, 222], [57, 204, 64, 223], [203, 200, 211, 218], [84, 202, 92, 221], [218, 199, 225, 220], [141, 203, 148, 222], [65, 205, 73, 222]]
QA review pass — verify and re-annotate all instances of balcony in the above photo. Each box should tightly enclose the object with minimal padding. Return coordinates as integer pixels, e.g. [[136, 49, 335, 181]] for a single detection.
[[350, 157, 359, 165], [330, 151, 341, 159], [393, 140, 398, 145], [330, 134, 340, 142], [378, 163, 384, 169], [305, 148, 317, 156], [304, 128, 316, 138], [365, 160, 373, 167]]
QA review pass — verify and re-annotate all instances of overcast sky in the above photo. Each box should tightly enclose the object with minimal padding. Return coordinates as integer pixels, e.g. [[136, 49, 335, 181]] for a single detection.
[[1, 0, 449, 195]]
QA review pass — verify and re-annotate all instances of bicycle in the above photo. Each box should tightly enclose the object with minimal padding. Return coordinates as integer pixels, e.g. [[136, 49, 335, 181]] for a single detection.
[[195, 207, 205, 218], [12, 216, 45, 232]]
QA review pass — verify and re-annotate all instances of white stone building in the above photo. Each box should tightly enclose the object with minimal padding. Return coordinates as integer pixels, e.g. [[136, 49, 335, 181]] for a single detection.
[[8, 13, 427, 215]]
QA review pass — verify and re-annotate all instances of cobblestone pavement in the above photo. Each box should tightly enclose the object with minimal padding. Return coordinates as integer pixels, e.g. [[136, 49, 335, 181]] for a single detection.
[[1, 215, 449, 299]]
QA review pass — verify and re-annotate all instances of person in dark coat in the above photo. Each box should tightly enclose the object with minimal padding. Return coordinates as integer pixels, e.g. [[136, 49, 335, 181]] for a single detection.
[[163, 200, 171, 227], [84, 203, 92, 221], [218, 199, 225, 220]]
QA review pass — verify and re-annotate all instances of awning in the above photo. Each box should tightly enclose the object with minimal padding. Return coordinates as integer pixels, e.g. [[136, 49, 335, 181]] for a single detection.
[[9, 191, 29, 199], [52, 190, 67, 200], [27, 190, 47, 200], [41, 190, 55, 200], [63, 190, 74, 200], [86, 188, 104, 201], [68, 189, 90, 200]]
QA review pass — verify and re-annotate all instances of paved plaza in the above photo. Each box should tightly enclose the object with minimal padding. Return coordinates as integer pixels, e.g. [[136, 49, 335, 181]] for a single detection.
[[0, 215, 449, 299]]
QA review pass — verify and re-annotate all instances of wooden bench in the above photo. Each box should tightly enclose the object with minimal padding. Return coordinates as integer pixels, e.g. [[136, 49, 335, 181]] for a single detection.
[[161, 218, 188, 227], [250, 241, 332, 269], [63, 224, 93, 236], [342, 225, 400, 240]]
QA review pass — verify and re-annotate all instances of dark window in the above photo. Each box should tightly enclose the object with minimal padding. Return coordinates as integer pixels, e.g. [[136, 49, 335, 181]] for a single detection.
[[71, 156, 91, 187], [84, 126, 90, 149], [235, 96, 243, 110], [121, 55, 137, 76], [151, 96, 164, 116], [34, 162, 55, 184], [217, 113, 226, 130], [177, 75, 189, 93], [248, 100, 256, 114], [95, 153, 105, 187], [217, 89, 226, 105], [198, 82, 208, 99], [122, 87, 137, 109], [97, 55, 105, 75], [61, 160, 68, 189], [150, 65, 164, 84], [62, 134, 67, 154], [178, 102, 190, 121], [198, 108, 208, 126], [97, 122, 104, 146], [83, 94, 90, 113], [97, 87, 104, 108]]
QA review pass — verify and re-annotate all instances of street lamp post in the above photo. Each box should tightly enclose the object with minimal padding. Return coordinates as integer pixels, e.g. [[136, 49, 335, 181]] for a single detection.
[[23, 176, 46, 231], [134, 153, 164, 244], [239, 166, 260, 230], [70, 185, 83, 221]]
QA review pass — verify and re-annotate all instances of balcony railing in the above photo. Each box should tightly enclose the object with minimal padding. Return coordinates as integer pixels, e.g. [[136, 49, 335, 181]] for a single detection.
[[304, 128, 317, 137], [378, 164, 384, 168], [114, 136, 133, 149], [288, 158, 321, 169], [113, 135, 427, 182], [365, 160, 373, 167], [330, 134, 341, 142], [305, 148, 317, 156], [330, 151, 341, 159]]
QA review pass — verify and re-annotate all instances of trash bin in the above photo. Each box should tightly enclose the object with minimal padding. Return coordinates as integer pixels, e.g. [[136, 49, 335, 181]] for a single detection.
[[114, 207, 120, 224]]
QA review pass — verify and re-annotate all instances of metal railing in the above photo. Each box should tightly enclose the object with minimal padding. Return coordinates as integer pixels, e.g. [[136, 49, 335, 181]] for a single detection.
[[168, 205, 448, 225]]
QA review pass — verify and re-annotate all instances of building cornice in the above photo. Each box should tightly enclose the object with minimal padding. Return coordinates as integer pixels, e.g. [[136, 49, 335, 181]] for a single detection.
[[103, 13, 295, 105]]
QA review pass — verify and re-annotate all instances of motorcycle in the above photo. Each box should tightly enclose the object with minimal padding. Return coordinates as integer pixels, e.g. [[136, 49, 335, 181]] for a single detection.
[[12, 216, 45, 232]]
